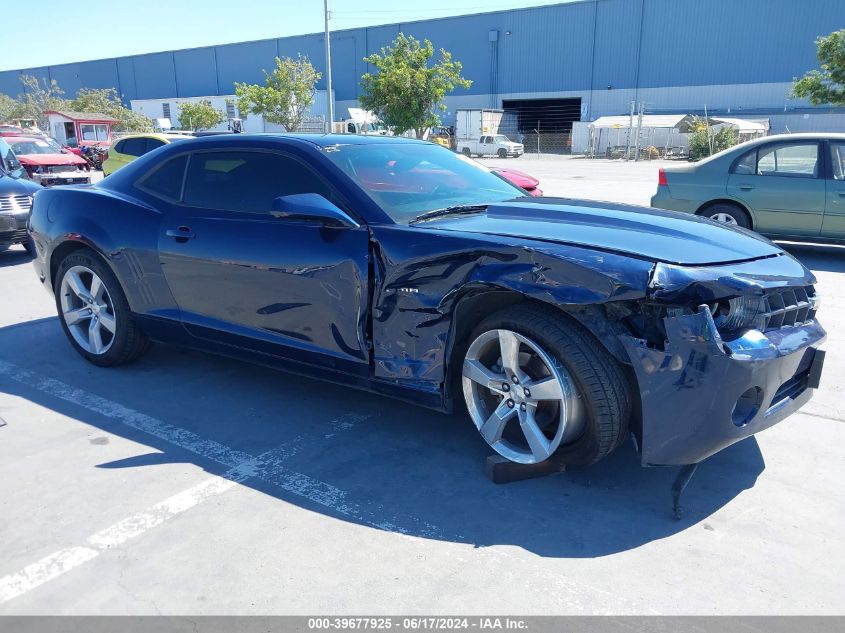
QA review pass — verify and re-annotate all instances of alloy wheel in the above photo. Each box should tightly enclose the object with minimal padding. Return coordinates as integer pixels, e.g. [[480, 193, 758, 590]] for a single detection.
[[462, 329, 585, 464], [59, 265, 117, 355], [709, 212, 739, 225]]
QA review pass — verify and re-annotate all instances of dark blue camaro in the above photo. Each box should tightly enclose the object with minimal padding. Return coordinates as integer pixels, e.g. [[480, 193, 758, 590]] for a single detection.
[[29, 134, 825, 468]]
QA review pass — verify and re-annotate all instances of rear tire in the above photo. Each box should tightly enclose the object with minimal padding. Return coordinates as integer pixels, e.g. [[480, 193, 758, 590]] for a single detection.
[[54, 249, 151, 367], [697, 202, 751, 229], [462, 304, 631, 466]]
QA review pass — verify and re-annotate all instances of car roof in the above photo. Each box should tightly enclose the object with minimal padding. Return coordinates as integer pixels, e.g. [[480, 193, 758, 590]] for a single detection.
[[745, 132, 845, 145], [115, 133, 188, 142], [179, 133, 427, 147]]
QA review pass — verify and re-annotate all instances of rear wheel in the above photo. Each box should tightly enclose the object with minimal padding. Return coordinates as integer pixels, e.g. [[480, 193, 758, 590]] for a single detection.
[[54, 249, 150, 366], [698, 203, 750, 229], [461, 304, 630, 466]]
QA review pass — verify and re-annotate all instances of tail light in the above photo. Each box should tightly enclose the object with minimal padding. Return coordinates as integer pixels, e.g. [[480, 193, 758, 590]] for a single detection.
[[658, 168, 668, 186]]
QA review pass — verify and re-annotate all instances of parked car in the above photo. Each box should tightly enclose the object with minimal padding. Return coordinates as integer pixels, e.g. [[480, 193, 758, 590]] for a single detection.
[[494, 167, 543, 196], [651, 132, 845, 241], [458, 134, 524, 158], [0, 138, 41, 255], [30, 134, 825, 471], [3, 135, 90, 186], [0, 125, 25, 136], [102, 133, 192, 175]]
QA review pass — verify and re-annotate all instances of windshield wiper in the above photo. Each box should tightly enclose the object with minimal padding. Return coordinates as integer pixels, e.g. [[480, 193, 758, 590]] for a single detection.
[[409, 204, 489, 224]]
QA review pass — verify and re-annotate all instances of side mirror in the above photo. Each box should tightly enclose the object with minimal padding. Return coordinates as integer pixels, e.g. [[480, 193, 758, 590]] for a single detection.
[[271, 193, 359, 228]]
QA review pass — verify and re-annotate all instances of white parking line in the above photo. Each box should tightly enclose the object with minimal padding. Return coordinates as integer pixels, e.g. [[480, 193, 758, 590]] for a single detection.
[[0, 361, 643, 612]]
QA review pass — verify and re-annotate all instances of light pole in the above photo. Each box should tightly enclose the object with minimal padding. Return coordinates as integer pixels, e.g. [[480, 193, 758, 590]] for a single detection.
[[324, 0, 333, 133]]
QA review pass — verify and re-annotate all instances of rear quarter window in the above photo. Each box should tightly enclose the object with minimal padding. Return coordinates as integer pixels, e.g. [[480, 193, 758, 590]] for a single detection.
[[136, 154, 188, 201]]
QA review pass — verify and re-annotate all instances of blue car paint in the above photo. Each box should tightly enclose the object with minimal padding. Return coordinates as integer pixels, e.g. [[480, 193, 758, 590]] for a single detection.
[[28, 134, 826, 466]]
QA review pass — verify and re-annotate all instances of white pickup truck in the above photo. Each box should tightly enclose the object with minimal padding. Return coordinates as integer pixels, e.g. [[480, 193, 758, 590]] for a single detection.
[[457, 134, 524, 158]]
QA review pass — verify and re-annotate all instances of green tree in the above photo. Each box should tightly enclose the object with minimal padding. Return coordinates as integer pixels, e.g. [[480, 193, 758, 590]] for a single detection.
[[359, 33, 472, 139], [688, 117, 738, 161], [235, 55, 321, 132], [792, 29, 845, 106], [70, 87, 153, 133], [16, 75, 69, 130], [0, 92, 23, 122], [177, 100, 226, 131]]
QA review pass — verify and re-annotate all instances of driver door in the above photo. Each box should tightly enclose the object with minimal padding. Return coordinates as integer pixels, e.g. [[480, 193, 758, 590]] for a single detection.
[[152, 149, 371, 371]]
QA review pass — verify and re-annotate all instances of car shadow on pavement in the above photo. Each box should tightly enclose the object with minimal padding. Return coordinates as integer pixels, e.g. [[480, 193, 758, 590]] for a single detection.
[[0, 248, 32, 268], [0, 316, 765, 559]]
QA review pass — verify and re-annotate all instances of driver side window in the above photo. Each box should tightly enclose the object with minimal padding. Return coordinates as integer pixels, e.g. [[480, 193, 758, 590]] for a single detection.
[[182, 150, 339, 214]]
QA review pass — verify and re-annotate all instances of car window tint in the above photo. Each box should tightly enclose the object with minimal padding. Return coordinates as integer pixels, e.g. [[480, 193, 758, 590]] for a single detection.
[[113, 139, 126, 154], [183, 151, 335, 213], [138, 154, 188, 200], [733, 150, 756, 175], [145, 138, 165, 153], [122, 138, 146, 157], [830, 143, 845, 181], [756, 143, 818, 178]]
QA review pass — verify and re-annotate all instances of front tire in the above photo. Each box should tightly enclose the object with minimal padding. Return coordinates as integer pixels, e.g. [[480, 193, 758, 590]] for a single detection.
[[54, 249, 150, 366], [697, 203, 750, 229], [497, 148, 507, 158], [23, 237, 36, 258], [461, 147, 472, 157], [461, 304, 630, 466]]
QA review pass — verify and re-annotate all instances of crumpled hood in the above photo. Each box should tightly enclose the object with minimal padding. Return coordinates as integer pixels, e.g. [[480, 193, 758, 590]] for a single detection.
[[16, 153, 86, 167], [423, 197, 783, 266]]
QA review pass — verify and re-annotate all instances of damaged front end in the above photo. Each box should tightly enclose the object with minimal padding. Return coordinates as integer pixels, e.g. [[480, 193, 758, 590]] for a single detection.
[[618, 254, 826, 466]]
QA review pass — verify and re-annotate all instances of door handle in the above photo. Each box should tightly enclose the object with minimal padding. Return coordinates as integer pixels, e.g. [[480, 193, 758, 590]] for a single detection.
[[165, 226, 195, 242], [739, 184, 753, 191], [838, 192, 845, 198]]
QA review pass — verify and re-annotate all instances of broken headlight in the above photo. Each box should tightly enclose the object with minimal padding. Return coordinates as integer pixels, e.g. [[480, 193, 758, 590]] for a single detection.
[[709, 295, 766, 332]]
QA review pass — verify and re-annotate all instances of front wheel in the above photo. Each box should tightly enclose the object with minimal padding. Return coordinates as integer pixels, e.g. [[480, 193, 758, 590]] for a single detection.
[[54, 249, 150, 366], [23, 238, 36, 258], [497, 148, 507, 158], [461, 147, 472, 157], [461, 305, 630, 466]]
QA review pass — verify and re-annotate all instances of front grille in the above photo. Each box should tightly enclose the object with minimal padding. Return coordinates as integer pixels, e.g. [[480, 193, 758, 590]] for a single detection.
[[0, 195, 32, 213], [760, 286, 817, 331]]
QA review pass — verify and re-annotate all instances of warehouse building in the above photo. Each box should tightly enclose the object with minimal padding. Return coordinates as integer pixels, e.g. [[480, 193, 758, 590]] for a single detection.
[[1, 0, 843, 138]]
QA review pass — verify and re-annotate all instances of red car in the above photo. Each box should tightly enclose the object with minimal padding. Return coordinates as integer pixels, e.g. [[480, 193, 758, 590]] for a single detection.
[[4, 135, 90, 186], [493, 167, 543, 196]]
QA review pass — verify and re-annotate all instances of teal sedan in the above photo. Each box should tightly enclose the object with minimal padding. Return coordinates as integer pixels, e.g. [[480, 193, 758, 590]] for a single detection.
[[651, 133, 845, 241]]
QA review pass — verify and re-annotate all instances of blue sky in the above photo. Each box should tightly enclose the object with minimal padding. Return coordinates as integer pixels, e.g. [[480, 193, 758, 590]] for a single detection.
[[1, 0, 570, 71]]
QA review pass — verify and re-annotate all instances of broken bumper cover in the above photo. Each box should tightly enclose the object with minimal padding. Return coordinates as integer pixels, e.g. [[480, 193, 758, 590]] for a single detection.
[[622, 309, 826, 466]]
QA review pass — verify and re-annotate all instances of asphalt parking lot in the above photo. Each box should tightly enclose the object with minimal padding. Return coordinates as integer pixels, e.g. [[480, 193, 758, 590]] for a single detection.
[[1, 156, 843, 615]]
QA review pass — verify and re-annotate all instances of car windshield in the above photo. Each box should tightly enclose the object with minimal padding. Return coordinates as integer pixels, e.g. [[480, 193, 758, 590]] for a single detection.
[[7, 137, 64, 155], [493, 135, 510, 143], [323, 142, 523, 223]]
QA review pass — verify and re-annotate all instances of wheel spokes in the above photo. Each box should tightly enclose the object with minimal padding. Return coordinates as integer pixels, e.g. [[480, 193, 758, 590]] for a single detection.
[[463, 358, 506, 393], [88, 318, 105, 354], [498, 329, 523, 378], [479, 399, 516, 445], [64, 306, 92, 327], [66, 271, 92, 303], [98, 312, 116, 334], [518, 407, 552, 461], [524, 376, 563, 402], [89, 274, 104, 303]]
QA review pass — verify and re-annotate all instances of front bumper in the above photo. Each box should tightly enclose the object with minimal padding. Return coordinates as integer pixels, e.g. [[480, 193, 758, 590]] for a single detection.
[[31, 171, 90, 187], [622, 309, 826, 466], [0, 212, 30, 246]]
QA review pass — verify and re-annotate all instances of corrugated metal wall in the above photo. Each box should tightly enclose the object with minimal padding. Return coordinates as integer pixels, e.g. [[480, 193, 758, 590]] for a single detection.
[[1, 0, 842, 111]]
